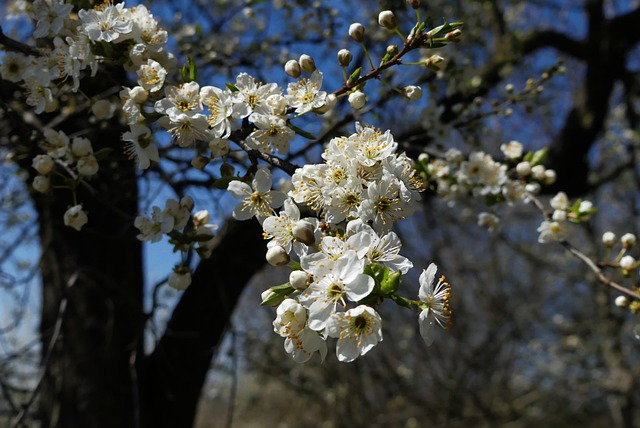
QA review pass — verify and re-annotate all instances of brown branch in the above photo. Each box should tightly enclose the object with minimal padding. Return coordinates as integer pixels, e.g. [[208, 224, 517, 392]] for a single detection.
[[0, 26, 41, 57]]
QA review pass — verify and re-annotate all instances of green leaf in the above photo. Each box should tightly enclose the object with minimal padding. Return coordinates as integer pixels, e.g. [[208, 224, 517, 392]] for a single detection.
[[380, 271, 402, 295], [226, 83, 239, 92], [530, 147, 548, 165], [260, 283, 295, 306], [346, 67, 362, 87]]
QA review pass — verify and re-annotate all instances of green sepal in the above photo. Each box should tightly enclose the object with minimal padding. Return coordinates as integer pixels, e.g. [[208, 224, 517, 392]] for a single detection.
[[380, 271, 402, 295], [260, 283, 295, 306]]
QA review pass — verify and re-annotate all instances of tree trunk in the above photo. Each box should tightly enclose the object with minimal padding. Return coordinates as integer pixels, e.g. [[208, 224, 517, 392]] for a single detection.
[[33, 131, 144, 427]]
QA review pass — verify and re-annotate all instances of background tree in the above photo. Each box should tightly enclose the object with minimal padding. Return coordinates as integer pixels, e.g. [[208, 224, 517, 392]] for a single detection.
[[0, 0, 639, 427]]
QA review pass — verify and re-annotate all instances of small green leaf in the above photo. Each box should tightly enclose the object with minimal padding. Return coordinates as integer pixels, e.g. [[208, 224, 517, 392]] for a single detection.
[[260, 283, 295, 306], [530, 147, 548, 165], [346, 67, 362, 86], [226, 83, 239, 92], [380, 271, 402, 295]]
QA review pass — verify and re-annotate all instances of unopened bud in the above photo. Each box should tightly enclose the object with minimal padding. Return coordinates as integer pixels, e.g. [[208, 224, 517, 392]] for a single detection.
[[543, 169, 557, 185], [32, 175, 50, 193], [621, 233, 636, 248], [349, 23, 365, 43], [266, 245, 290, 266], [386, 44, 399, 57], [32, 154, 55, 175], [407, 0, 421, 9], [292, 220, 315, 245], [444, 29, 462, 42], [180, 195, 195, 211], [289, 270, 310, 291], [531, 164, 546, 181], [348, 91, 367, 109], [378, 10, 397, 30], [299, 54, 316, 73], [193, 209, 210, 226], [284, 59, 301, 78], [402, 85, 422, 101], [424, 54, 445, 72], [168, 266, 192, 290], [337, 49, 353, 67], [516, 161, 531, 176], [615, 295, 629, 308], [620, 255, 636, 270], [602, 232, 616, 247]]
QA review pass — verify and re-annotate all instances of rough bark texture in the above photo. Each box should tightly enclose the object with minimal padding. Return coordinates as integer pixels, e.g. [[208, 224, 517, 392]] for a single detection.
[[32, 130, 144, 427]]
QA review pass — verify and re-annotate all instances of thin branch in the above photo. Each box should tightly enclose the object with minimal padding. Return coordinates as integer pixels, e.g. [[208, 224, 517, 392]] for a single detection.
[[0, 27, 41, 57], [10, 271, 79, 428]]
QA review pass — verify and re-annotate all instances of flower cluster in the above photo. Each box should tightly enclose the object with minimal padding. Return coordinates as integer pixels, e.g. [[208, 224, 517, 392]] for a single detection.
[[536, 191, 595, 244], [31, 129, 99, 196], [224, 124, 450, 362]]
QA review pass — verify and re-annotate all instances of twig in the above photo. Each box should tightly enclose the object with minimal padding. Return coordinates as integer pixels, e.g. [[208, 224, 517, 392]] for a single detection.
[[10, 271, 79, 428], [0, 26, 41, 57], [526, 192, 640, 300]]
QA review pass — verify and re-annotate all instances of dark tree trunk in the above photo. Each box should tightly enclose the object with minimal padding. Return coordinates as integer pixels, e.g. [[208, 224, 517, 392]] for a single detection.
[[32, 129, 145, 427]]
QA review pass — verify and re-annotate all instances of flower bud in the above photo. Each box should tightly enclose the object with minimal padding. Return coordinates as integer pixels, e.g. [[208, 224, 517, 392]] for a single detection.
[[337, 49, 353, 67], [63, 204, 88, 231], [71, 137, 93, 157], [620, 255, 636, 270], [284, 59, 301, 78], [378, 10, 397, 30], [168, 266, 191, 290], [402, 85, 422, 101], [525, 182, 541, 194], [407, 0, 421, 9], [516, 161, 531, 176], [424, 54, 445, 72], [615, 295, 629, 308], [445, 29, 462, 42], [298, 54, 316, 73], [32, 154, 55, 175], [621, 233, 636, 248], [386, 44, 399, 56], [77, 155, 99, 176], [130, 86, 148, 103], [32, 175, 50, 193], [552, 209, 567, 222], [266, 245, 290, 266], [348, 91, 367, 109], [543, 169, 557, 185], [349, 23, 365, 43], [289, 270, 310, 291], [193, 209, 210, 226], [550, 192, 569, 210], [602, 231, 616, 247], [292, 220, 315, 245], [531, 164, 546, 180]]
